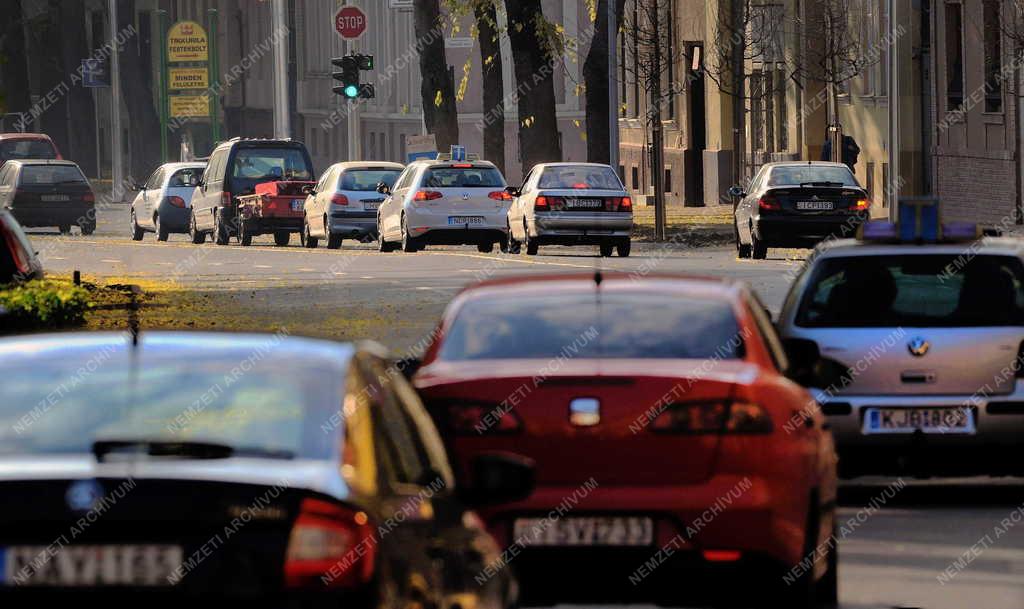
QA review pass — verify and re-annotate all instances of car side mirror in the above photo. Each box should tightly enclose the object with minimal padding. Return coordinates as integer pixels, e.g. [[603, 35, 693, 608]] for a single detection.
[[505, 186, 520, 197], [457, 453, 535, 508], [728, 185, 746, 198], [301, 184, 315, 195], [376, 182, 391, 195], [782, 338, 822, 386]]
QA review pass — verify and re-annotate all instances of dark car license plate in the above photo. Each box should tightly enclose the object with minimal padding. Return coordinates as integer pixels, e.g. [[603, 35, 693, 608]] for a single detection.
[[796, 200, 834, 211]]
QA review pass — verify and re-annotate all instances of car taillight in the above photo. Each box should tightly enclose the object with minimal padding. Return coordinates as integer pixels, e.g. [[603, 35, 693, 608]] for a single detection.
[[331, 194, 349, 206], [1015, 341, 1024, 378], [758, 197, 780, 211], [82, 192, 95, 203], [604, 196, 633, 211], [448, 403, 523, 435], [2, 223, 30, 275], [853, 198, 870, 212], [650, 401, 772, 434], [284, 498, 376, 589], [572, 182, 590, 189], [619, 196, 632, 211], [535, 196, 551, 211], [488, 191, 513, 201], [413, 190, 443, 202], [166, 196, 186, 208], [222, 191, 232, 207]]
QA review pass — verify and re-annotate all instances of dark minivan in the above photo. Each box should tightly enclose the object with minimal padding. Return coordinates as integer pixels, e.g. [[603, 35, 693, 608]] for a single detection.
[[0, 160, 96, 235], [189, 138, 314, 245]]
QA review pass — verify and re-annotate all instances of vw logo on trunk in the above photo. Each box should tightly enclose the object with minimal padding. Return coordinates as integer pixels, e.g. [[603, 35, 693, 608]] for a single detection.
[[66, 479, 104, 513], [570, 398, 601, 426], [908, 337, 931, 357], [461, 193, 470, 200]]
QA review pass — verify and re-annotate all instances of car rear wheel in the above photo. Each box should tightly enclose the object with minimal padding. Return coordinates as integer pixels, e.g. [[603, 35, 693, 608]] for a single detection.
[[506, 225, 521, 254], [189, 212, 205, 244], [302, 219, 318, 248], [477, 242, 494, 253], [214, 209, 230, 246], [273, 231, 290, 247], [155, 215, 169, 242], [239, 222, 253, 247], [326, 219, 343, 250], [130, 210, 144, 241], [58, 224, 71, 235], [616, 239, 631, 258], [599, 243, 614, 257], [735, 221, 752, 258], [401, 216, 419, 253], [750, 225, 767, 260], [79, 220, 95, 236], [524, 222, 538, 256], [377, 218, 397, 252]]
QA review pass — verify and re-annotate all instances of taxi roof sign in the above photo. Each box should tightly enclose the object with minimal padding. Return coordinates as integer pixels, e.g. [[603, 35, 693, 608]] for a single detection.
[[858, 198, 982, 244]]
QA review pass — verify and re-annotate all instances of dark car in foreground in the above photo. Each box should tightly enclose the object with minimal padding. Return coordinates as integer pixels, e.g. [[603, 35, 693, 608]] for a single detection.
[[0, 160, 95, 235], [0, 209, 43, 283], [731, 162, 869, 259], [0, 332, 528, 608], [411, 274, 839, 609]]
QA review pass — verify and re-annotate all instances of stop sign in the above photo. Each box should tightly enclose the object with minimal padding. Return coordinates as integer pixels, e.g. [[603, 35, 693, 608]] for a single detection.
[[335, 6, 367, 41]]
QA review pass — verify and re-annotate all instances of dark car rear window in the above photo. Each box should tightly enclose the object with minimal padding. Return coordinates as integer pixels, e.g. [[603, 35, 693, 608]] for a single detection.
[[767, 166, 858, 187], [796, 254, 1024, 327], [231, 147, 312, 182], [439, 292, 745, 360], [19, 165, 87, 185], [0, 139, 57, 162], [422, 166, 505, 188]]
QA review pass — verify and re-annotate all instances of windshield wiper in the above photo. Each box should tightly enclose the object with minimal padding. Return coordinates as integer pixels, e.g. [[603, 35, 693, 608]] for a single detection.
[[92, 439, 295, 461]]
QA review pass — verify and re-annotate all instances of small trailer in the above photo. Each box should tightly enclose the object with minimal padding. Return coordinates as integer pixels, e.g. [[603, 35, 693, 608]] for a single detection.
[[236, 180, 314, 246]]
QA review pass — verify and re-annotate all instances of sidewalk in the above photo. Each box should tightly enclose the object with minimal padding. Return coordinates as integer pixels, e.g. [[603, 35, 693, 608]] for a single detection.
[[632, 204, 734, 246]]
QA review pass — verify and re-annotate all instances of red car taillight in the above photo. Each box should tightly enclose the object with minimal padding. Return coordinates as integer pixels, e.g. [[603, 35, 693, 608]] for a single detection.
[[413, 190, 443, 202], [166, 196, 186, 208], [488, 191, 513, 201], [650, 401, 772, 434], [284, 498, 376, 589], [448, 403, 523, 435], [82, 192, 95, 203], [758, 197, 780, 211], [618, 196, 632, 211], [222, 191, 232, 207], [534, 196, 554, 211], [604, 196, 633, 211], [331, 194, 350, 206], [853, 198, 870, 212]]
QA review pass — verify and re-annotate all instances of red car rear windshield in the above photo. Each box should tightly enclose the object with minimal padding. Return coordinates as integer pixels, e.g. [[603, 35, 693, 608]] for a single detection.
[[0, 139, 57, 162], [439, 292, 745, 360]]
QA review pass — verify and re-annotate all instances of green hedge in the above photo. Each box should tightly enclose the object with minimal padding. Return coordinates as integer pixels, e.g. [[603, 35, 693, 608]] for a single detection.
[[0, 280, 91, 331]]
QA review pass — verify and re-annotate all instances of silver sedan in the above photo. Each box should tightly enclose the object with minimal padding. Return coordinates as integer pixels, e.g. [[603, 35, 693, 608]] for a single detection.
[[506, 163, 633, 257]]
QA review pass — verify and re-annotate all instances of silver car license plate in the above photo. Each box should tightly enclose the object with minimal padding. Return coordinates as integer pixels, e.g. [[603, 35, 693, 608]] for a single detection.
[[1, 544, 184, 586], [448, 216, 485, 225], [513, 516, 653, 547], [565, 198, 604, 210], [796, 200, 834, 211], [862, 407, 975, 434], [291, 199, 303, 211], [362, 200, 381, 211]]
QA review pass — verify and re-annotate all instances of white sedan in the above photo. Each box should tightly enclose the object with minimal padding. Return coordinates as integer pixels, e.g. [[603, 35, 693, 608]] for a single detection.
[[506, 162, 633, 257]]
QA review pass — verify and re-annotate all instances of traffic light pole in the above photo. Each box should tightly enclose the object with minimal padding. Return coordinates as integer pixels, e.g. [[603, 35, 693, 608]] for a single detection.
[[346, 42, 360, 161]]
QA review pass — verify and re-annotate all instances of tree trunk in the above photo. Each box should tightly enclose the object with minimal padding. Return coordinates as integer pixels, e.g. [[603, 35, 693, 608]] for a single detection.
[[0, 0, 31, 118], [583, 0, 625, 164], [21, 0, 68, 146], [116, 0, 161, 181], [58, 1, 98, 176], [475, 1, 505, 175], [504, 0, 562, 173], [415, 0, 459, 151]]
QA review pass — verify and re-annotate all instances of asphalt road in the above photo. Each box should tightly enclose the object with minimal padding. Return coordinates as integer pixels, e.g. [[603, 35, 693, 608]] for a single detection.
[[20, 205, 1024, 609]]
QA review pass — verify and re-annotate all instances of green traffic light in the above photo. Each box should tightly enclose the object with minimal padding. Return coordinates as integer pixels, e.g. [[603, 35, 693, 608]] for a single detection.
[[344, 85, 359, 98]]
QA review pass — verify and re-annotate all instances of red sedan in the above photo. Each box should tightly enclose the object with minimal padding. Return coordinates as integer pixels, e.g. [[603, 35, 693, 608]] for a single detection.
[[411, 273, 838, 609]]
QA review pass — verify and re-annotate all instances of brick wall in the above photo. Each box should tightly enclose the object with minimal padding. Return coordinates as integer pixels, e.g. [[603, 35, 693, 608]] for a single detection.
[[934, 153, 1016, 226]]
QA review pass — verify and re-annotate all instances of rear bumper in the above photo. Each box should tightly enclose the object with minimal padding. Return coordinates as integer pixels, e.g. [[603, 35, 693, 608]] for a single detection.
[[531, 212, 633, 242], [155, 203, 191, 232], [239, 217, 303, 234], [329, 212, 376, 239], [10, 205, 95, 228], [753, 213, 866, 246], [480, 475, 805, 570], [413, 227, 506, 246], [818, 384, 1024, 476]]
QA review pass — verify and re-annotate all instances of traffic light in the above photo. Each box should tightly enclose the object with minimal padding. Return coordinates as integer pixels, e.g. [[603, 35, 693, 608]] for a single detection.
[[331, 54, 375, 100]]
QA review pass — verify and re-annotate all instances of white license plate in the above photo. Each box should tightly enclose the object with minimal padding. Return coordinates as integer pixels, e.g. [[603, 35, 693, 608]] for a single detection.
[[41, 195, 70, 202], [862, 407, 975, 434], [291, 199, 303, 211], [362, 200, 380, 211], [565, 199, 603, 210], [449, 216, 485, 225], [796, 201, 834, 211], [512, 516, 653, 547], [1, 544, 184, 587]]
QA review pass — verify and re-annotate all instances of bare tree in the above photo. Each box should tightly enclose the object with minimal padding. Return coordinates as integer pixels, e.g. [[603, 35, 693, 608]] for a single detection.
[[415, 0, 460, 151], [583, 0, 625, 165]]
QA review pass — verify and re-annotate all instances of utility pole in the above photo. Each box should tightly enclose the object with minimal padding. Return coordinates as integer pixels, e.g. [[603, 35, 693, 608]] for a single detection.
[[731, 0, 746, 195], [650, 0, 666, 241], [607, 0, 619, 174], [109, 0, 123, 201], [271, 0, 290, 139], [346, 40, 360, 161], [887, 0, 899, 221]]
